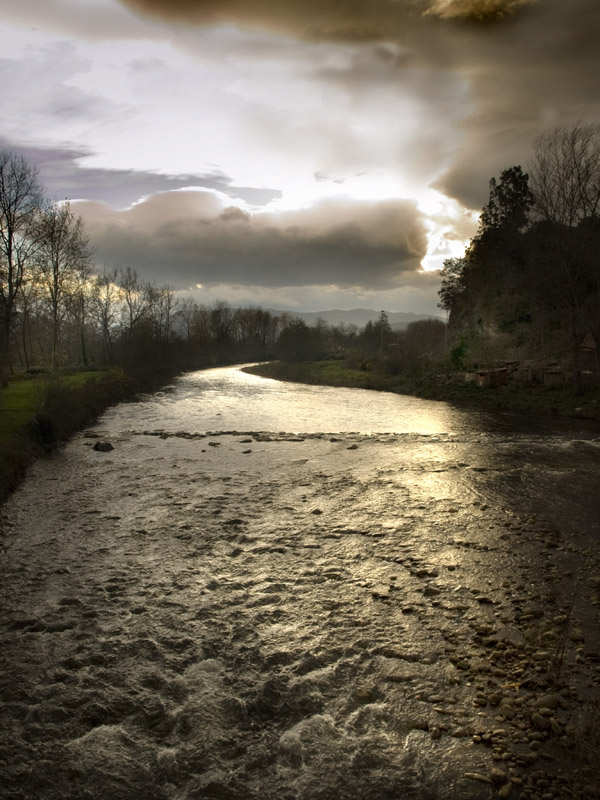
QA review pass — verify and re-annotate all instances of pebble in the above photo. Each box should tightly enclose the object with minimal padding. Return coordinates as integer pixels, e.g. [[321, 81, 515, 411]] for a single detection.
[[531, 713, 551, 730], [534, 694, 559, 710], [549, 718, 561, 735], [529, 741, 542, 752], [490, 767, 508, 784], [465, 773, 491, 784], [93, 441, 114, 452]]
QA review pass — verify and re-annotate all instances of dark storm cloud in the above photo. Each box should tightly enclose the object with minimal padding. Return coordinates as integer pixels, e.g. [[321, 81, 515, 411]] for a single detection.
[[75, 191, 428, 290], [432, 0, 600, 207], [2, 143, 281, 208], [119, 0, 535, 39], [425, 0, 538, 23]]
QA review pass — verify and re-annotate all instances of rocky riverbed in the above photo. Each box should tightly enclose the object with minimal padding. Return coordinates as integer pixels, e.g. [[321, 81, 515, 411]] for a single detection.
[[1, 374, 600, 800]]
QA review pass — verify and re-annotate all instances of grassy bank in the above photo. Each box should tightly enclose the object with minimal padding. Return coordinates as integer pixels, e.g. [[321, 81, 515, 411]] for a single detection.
[[0, 370, 129, 503], [245, 360, 600, 421], [0, 371, 106, 443], [0, 363, 188, 504], [246, 359, 404, 391]]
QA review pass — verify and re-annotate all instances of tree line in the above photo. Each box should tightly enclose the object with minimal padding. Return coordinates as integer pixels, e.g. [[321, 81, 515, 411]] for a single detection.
[[439, 122, 600, 393], [0, 148, 449, 385], [0, 151, 284, 383], [273, 310, 447, 377]]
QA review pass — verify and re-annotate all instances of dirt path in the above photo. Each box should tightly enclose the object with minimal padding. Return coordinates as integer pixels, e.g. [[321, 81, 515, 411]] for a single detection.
[[1, 427, 599, 799]]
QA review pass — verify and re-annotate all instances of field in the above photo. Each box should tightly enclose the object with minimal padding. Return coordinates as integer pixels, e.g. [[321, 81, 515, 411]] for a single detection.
[[0, 372, 106, 444]]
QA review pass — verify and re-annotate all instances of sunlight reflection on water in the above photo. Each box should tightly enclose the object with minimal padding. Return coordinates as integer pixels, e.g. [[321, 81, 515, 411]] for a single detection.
[[5, 365, 600, 800], [102, 365, 485, 435]]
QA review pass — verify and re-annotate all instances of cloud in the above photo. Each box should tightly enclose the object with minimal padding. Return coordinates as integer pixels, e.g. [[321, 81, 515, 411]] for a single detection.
[[425, 0, 538, 23], [429, 0, 600, 207], [118, 0, 537, 39], [4, 0, 599, 219], [2, 0, 598, 324], [119, 0, 406, 41], [114, 0, 600, 212], [4, 144, 281, 208], [74, 190, 429, 291], [0, 0, 162, 41]]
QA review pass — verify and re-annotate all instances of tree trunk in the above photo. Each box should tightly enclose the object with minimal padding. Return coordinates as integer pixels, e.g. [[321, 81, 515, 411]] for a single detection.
[[0, 315, 11, 386], [52, 307, 59, 374], [21, 306, 31, 369], [571, 308, 583, 396]]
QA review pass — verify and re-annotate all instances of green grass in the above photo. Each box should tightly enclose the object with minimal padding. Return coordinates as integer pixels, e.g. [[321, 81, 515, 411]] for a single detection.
[[0, 381, 43, 440], [0, 360, 199, 504], [0, 371, 106, 444], [245, 360, 406, 392], [61, 370, 107, 388], [416, 378, 600, 418], [0, 370, 113, 503]]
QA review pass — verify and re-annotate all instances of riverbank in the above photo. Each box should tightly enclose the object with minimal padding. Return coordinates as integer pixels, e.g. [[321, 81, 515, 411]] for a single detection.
[[244, 360, 600, 422], [0, 363, 184, 504]]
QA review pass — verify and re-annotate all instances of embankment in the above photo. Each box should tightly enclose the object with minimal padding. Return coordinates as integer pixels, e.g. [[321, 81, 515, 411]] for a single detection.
[[0, 364, 180, 504], [244, 360, 600, 422]]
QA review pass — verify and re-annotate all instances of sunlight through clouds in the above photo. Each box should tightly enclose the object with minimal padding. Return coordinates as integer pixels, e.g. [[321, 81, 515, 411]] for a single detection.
[[417, 190, 479, 271], [0, 0, 597, 313]]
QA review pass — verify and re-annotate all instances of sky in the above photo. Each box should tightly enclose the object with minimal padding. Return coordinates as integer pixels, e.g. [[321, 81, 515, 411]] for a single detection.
[[0, 0, 598, 314]]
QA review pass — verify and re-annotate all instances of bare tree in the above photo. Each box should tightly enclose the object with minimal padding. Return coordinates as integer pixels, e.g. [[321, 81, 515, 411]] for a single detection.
[[0, 151, 44, 384], [34, 202, 92, 372], [67, 281, 94, 367], [175, 297, 197, 344], [13, 278, 41, 369], [530, 122, 600, 392], [118, 265, 155, 345], [231, 306, 278, 360], [152, 285, 177, 343], [91, 267, 120, 364], [531, 122, 600, 226], [208, 300, 234, 357]]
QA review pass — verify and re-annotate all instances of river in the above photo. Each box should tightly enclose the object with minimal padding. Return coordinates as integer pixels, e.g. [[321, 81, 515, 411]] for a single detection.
[[1, 366, 600, 800]]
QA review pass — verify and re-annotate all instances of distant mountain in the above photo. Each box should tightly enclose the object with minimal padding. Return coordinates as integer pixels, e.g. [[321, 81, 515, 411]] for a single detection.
[[268, 308, 442, 330]]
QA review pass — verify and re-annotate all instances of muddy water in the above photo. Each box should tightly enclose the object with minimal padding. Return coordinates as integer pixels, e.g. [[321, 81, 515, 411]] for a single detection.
[[1, 366, 600, 800]]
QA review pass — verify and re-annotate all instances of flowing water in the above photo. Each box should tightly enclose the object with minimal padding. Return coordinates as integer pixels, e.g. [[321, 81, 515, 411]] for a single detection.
[[2, 366, 600, 800]]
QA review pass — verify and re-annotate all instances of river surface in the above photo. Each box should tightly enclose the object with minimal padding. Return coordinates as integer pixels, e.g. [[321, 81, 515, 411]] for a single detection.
[[1, 366, 600, 800]]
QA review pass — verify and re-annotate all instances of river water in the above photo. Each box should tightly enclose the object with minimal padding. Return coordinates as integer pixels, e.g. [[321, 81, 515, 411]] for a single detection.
[[1, 366, 600, 800]]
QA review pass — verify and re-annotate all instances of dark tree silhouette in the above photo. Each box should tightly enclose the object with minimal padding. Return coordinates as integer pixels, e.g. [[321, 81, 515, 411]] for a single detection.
[[478, 165, 534, 236], [0, 151, 44, 384], [530, 122, 600, 392]]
